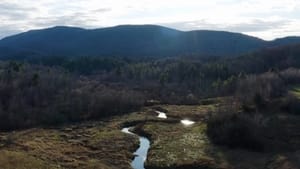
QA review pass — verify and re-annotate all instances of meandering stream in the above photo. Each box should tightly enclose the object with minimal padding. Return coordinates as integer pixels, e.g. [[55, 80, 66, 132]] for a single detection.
[[121, 111, 195, 169], [121, 127, 150, 169]]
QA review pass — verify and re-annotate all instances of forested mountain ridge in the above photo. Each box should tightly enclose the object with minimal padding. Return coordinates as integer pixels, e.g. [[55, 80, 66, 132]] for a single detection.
[[1, 25, 300, 58]]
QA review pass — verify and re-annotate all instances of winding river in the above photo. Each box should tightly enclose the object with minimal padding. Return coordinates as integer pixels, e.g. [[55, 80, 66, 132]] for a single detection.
[[121, 127, 150, 169], [121, 110, 195, 169]]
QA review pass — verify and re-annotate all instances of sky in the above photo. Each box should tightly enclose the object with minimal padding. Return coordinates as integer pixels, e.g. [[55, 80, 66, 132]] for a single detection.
[[1, 0, 300, 40]]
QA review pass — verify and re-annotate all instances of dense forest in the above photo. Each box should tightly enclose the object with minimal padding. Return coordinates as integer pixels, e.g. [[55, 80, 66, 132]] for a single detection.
[[0, 43, 300, 132]]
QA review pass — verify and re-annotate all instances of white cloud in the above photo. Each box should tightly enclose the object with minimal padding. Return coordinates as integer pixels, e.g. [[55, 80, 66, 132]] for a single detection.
[[1, 0, 300, 40]]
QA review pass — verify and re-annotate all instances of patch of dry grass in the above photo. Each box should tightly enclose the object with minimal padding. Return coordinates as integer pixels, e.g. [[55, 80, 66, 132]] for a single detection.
[[0, 120, 138, 169], [0, 150, 61, 169], [143, 122, 229, 169], [0, 102, 299, 169], [143, 104, 300, 169]]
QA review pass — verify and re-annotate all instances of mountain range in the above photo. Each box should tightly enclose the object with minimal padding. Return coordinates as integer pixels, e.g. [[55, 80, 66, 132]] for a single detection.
[[0, 25, 300, 58]]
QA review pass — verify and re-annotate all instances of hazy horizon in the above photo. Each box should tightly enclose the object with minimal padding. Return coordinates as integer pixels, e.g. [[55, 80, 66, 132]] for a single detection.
[[1, 0, 300, 40], [1, 24, 299, 41]]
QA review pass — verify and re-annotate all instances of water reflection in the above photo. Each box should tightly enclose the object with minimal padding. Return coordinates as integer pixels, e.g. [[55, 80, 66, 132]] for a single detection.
[[181, 119, 195, 126], [155, 111, 167, 119]]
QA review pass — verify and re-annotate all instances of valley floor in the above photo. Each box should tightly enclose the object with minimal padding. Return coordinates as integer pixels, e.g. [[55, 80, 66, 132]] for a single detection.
[[0, 100, 299, 169]]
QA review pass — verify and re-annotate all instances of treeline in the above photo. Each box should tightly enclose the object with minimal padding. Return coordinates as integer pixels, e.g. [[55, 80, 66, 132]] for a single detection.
[[224, 44, 300, 75], [2, 44, 300, 130], [6, 44, 300, 104], [4, 55, 237, 102], [115, 44, 300, 100], [2, 55, 130, 75], [0, 57, 235, 130], [0, 62, 144, 131], [207, 68, 300, 151]]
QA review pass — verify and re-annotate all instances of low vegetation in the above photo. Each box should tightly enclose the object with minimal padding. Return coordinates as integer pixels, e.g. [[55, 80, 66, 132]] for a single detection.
[[207, 68, 300, 152], [0, 112, 143, 169], [207, 112, 265, 151]]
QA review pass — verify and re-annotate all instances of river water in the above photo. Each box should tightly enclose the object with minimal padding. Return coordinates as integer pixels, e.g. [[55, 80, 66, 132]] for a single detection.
[[121, 127, 150, 169], [122, 111, 196, 169]]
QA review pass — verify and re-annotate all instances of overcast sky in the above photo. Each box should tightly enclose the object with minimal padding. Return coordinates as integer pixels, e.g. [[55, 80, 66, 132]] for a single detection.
[[1, 0, 300, 40]]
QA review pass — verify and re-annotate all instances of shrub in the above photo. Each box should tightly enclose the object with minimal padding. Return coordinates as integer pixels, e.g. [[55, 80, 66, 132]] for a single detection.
[[281, 94, 300, 115], [207, 112, 265, 151], [89, 88, 145, 118], [279, 68, 300, 84], [236, 71, 285, 109]]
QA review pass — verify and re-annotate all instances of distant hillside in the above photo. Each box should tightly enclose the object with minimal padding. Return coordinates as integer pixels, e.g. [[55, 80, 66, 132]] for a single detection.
[[268, 36, 300, 47], [0, 25, 300, 58], [222, 43, 300, 77]]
